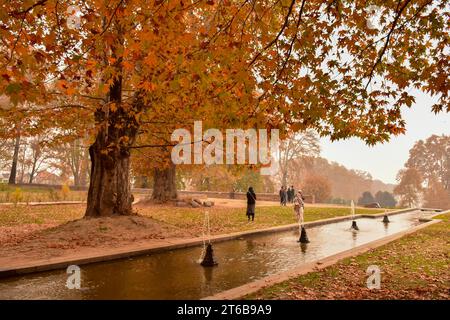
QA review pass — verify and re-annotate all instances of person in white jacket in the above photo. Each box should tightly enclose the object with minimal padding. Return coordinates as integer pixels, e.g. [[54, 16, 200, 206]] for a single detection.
[[293, 190, 305, 224]]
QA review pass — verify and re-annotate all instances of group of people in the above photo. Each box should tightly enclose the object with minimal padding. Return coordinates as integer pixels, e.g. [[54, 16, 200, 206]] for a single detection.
[[279, 185, 296, 206], [246, 186, 305, 225]]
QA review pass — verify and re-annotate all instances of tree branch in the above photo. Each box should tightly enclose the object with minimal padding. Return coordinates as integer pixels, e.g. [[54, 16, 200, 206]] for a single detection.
[[248, 0, 297, 67], [364, 0, 413, 90]]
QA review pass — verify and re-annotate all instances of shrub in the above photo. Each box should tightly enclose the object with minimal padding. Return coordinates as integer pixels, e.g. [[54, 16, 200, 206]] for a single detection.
[[61, 184, 71, 201], [12, 188, 23, 205]]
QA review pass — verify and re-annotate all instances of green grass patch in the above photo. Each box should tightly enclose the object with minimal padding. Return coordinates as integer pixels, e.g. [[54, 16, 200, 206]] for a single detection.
[[137, 205, 385, 236], [0, 203, 385, 235]]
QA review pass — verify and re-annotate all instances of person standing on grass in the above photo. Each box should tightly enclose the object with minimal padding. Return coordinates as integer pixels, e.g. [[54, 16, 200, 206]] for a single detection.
[[282, 186, 288, 206], [279, 186, 284, 205], [290, 185, 295, 203], [293, 190, 305, 224], [246, 187, 256, 221]]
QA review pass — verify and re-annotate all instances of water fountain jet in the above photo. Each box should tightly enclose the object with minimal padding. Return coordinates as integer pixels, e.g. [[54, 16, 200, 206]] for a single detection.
[[201, 243, 218, 267], [350, 200, 359, 230], [298, 226, 310, 244], [382, 210, 390, 223], [199, 211, 218, 267], [296, 198, 309, 243]]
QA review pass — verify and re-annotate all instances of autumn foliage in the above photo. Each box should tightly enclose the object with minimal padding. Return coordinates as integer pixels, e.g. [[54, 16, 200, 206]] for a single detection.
[[0, 0, 449, 215]]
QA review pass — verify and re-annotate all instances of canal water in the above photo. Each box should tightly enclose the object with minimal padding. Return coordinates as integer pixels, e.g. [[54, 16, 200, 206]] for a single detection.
[[0, 210, 430, 299]]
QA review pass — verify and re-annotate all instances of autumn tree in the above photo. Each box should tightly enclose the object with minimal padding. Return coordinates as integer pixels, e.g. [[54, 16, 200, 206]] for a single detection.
[[0, 110, 23, 184], [26, 134, 50, 183], [278, 129, 320, 186], [301, 174, 331, 203], [423, 178, 450, 210], [295, 157, 390, 201], [1, 0, 449, 217], [394, 168, 423, 207], [48, 137, 90, 187], [176, 164, 274, 193], [0, 140, 11, 171], [405, 135, 450, 190]]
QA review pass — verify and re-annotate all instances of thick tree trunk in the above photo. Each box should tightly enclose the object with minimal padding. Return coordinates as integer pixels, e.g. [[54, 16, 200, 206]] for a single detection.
[[84, 13, 142, 217], [152, 163, 177, 202], [8, 134, 20, 185], [85, 132, 134, 216], [84, 81, 141, 216]]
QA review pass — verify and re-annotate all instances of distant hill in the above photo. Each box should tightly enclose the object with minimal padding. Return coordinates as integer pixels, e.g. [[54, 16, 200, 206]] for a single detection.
[[288, 157, 395, 201], [371, 179, 395, 194]]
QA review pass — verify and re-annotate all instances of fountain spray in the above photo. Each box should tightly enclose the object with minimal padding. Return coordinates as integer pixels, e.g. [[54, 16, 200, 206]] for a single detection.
[[350, 200, 359, 230], [297, 202, 309, 244], [200, 210, 218, 267], [382, 209, 390, 223]]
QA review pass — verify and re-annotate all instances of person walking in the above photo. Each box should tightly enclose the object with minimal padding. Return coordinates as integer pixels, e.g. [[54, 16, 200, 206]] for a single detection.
[[293, 190, 305, 224], [246, 187, 257, 221], [279, 186, 284, 206], [290, 185, 295, 203], [287, 186, 293, 203], [282, 186, 288, 206]]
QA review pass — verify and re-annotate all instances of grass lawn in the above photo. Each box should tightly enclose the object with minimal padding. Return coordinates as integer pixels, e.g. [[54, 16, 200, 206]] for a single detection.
[[0, 183, 152, 203], [0, 204, 84, 226], [0, 184, 86, 203], [137, 205, 386, 235], [0, 203, 385, 235], [245, 212, 450, 300]]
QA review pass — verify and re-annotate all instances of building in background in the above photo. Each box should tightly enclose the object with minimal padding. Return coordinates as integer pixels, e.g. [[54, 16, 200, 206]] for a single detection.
[[0, 172, 9, 184]]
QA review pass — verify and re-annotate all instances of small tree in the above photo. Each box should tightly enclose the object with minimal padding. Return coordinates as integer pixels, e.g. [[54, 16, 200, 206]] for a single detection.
[[61, 184, 71, 201], [375, 191, 397, 208], [11, 187, 23, 205], [423, 179, 450, 210], [358, 191, 375, 206], [394, 168, 423, 207], [278, 130, 320, 187], [301, 174, 331, 203]]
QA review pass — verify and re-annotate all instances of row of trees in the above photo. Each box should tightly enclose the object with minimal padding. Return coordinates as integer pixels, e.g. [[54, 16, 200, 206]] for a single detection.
[[394, 135, 450, 209], [0, 122, 401, 207], [0, 133, 90, 187], [358, 191, 397, 208]]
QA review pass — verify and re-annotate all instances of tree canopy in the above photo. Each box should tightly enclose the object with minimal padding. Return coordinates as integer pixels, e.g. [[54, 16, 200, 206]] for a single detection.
[[405, 134, 450, 190], [1, 0, 449, 215]]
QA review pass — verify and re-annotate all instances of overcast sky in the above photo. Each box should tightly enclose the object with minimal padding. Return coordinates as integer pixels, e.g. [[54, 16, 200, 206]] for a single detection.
[[320, 91, 450, 184]]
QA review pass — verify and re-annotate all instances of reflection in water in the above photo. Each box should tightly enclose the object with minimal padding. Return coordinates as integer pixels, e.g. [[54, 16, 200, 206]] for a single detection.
[[0, 211, 431, 300], [300, 243, 308, 254], [352, 229, 358, 242], [200, 265, 214, 295], [383, 221, 389, 234]]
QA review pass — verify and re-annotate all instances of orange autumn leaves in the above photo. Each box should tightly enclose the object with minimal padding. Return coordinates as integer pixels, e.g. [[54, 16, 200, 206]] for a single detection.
[[0, 0, 448, 148]]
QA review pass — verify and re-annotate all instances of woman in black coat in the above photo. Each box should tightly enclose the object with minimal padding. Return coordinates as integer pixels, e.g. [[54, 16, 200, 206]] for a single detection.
[[246, 187, 257, 221]]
